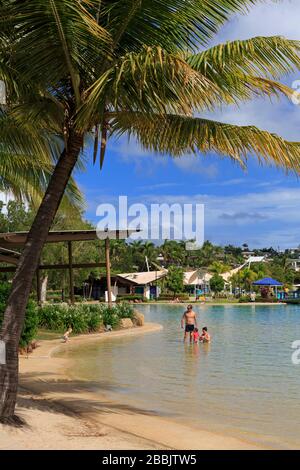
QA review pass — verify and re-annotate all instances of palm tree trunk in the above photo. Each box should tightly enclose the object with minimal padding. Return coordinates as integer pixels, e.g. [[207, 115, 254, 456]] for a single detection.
[[0, 130, 83, 422]]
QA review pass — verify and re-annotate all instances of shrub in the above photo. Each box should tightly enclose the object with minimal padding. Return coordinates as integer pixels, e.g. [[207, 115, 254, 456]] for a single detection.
[[238, 296, 251, 303], [99, 305, 120, 329], [116, 294, 145, 302], [19, 300, 39, 348], [38, 302, 134, 333], [87, 305, 103, 331], [159, 292, 190, 301], [0, 282, 39, 347], [114, 302, 134, 319]]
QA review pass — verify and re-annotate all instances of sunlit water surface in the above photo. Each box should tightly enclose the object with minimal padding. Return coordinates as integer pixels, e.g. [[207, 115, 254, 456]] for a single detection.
[[58, 304, 300, 448]]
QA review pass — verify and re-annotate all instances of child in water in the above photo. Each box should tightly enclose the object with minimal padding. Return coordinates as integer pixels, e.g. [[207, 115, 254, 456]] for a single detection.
[[192, 328, 200, 343], [200, 326, 211, 343]]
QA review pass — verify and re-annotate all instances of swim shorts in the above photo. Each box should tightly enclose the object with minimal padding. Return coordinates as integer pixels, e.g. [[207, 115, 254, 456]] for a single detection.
[[185, 324, 195, 332]]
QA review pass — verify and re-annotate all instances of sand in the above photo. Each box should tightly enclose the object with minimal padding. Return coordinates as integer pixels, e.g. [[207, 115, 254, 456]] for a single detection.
[[0, 323, 264, 450]]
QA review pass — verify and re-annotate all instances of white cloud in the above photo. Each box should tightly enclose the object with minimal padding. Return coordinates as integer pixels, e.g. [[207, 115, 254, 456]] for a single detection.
[[215, 0, 300, 43], [87, 187, 300, 248], [138, 187, 300, 248]]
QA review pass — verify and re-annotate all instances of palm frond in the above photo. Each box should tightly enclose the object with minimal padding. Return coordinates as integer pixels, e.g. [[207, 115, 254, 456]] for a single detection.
[[0, 0, 111, 95], [78, 46, 222, 127], [91, 0, 266, 52], [0, 109, 56, 159], [188, 36, 300, 81], [187, 36, 300, 103], [111, 112, 300, 173], [0, 150, 84, 210]]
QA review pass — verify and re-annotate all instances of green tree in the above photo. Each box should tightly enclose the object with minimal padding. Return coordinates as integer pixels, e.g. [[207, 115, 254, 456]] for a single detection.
[[210, 274, 225, 296], [2, 0, 300, 421], [165, 266, 184, 298], [160, 240, 186, 266], [209, 261, 230, 275], [241, 268, 257, 293]]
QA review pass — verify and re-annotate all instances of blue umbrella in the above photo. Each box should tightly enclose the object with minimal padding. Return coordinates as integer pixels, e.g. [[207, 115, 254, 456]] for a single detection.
[[252, 277, 283, 286]]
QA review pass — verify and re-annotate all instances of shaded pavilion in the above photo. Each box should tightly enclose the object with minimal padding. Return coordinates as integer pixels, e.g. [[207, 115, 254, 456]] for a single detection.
[[252, 277, 283, 298], [0, 229, 137, 305]]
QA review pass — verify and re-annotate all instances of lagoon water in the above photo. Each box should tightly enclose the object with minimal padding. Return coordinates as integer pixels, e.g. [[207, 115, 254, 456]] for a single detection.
[[61, 304, 300, 448]]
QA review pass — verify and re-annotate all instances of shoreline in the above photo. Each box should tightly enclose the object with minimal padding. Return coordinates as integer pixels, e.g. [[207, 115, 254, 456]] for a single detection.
[[3, 323, 265, 450], [147, 302, 285, 306]]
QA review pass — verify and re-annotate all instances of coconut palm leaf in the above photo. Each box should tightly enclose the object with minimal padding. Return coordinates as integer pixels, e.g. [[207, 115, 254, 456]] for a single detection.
[[0, 0, 111, 97], [0, 150, 84, 210], [187, 36, 300, 102], [91, 0, 265, 53], [79, 46, 223, 126], [80, 37, 300, 130], [111, 112, 300, 172], [188, 36, 300, 79], [0, 109, 84, 209], [0, 109, 55, 160]]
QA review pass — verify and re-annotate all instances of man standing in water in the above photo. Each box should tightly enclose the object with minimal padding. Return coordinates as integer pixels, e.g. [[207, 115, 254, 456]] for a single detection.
[[181, 304, 197, 342]]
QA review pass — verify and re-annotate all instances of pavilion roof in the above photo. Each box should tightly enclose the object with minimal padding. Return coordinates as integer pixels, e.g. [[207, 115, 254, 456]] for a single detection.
[[0, 229, 137, 249]]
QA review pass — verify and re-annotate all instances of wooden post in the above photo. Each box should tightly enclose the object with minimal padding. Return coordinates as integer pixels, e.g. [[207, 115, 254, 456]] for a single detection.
[[36, 265, 41, 305], [105, 237, 112, 306], [68, 241, 74, 304]]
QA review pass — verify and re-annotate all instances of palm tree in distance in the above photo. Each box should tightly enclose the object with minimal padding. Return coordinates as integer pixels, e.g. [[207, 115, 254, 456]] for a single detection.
[[1, 0, 300, 421]]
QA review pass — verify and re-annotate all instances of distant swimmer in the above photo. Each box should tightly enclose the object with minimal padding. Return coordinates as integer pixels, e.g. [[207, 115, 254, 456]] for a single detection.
[[181, 304, 197, 342]]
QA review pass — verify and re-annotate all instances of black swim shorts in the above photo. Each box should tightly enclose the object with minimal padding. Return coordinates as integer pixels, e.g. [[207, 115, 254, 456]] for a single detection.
[[185, 324, 195, 333]]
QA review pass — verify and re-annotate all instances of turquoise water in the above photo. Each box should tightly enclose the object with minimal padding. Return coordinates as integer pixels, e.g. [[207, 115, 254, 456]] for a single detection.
[[60, 304, 300, 448]]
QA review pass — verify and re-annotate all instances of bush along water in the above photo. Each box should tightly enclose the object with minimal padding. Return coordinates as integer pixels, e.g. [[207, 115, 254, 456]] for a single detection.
[[38, 302, 134, 334], [0, 282, 39, 348], [0, 283, 135, 347]]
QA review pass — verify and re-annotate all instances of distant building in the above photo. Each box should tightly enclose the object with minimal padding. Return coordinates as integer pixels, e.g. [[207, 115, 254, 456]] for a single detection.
[[183, 269, 212, 295], [288, 259, 300, 272], [116, 270, 167, 299]]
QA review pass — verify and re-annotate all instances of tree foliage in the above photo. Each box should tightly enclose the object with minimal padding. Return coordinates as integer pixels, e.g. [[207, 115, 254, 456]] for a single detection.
[[165, 265, 184, 296], [210, 273, 225, 294]]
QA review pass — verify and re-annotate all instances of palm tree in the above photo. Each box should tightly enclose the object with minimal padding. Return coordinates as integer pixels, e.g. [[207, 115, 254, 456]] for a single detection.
[[241, 268, 258, 293], [0, 115, 83, 209], [2, 0, 300, 421]]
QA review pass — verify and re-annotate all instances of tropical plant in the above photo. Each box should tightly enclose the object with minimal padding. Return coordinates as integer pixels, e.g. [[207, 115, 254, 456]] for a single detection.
[[165, 265, 184, 297], [2, 0, 300, 422], [209, 274, 225, 295], [241, 268, 258, 293], [209, 261, 230, 275], [38, 302, 134, 333]]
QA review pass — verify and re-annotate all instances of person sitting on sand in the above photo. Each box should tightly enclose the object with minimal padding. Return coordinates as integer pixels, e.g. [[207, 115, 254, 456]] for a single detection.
[[62, 327, 72, 343], [192, 327, 200, 343], [200, 326, 211, 343]]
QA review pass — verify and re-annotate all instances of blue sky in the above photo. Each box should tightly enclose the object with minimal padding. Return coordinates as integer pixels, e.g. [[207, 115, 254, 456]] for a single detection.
[[76, 0, 300, 249]]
